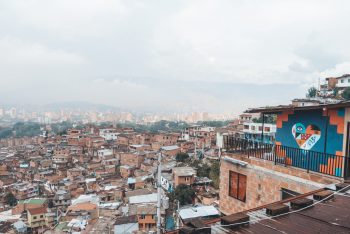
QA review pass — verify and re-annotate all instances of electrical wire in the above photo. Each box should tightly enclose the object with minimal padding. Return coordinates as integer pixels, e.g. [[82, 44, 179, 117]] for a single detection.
[[194, 184, 350, 231]]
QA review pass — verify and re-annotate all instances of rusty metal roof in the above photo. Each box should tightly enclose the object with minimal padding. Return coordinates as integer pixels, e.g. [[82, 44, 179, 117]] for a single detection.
[[165, 186, 350, 234], [219, 194, 350, 234]]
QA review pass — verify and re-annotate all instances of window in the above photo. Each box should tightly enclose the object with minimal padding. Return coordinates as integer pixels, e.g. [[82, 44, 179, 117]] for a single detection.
[[341, 79, 344, 83], [40, 215, 43, 218], [251, 126, 256, 131], [258, 126, 262, 131], [348, 79, 350, 83], [229, 171, 247, 202], [33, 216, 37, 220], [147, 223, 154, 229], [264, 127, 271, 132], [140, 215, 146, 219]]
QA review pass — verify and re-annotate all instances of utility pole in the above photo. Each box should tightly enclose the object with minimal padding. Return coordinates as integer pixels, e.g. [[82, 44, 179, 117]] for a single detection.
[[194, 133, 197, 158], [175, 199, 180, 229], [157, 151, 162, 234], [202, 143, 204, 159]]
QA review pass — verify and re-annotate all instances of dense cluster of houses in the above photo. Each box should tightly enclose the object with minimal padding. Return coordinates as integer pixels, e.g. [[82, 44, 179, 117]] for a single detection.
[[3, 96, 350, 233], [0, 124, 226, 233]]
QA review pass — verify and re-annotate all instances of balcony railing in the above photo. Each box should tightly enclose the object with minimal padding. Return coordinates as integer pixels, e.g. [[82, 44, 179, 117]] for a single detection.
[[223, 136, 349, 178]]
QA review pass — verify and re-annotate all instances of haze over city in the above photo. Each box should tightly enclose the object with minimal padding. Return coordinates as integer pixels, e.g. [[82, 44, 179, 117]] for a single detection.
[[2, 1, 350, 234], [1, 0, 350, 115]]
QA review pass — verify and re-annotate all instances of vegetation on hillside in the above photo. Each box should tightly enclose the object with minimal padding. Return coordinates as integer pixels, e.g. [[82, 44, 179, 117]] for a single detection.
[[169, 184, 196, 205], [116, 120, 189, 133], [190, 159, 220, 189], [175, 152, 190, 162], [0, 122, 42, 139], [0, 119, 231, 139]]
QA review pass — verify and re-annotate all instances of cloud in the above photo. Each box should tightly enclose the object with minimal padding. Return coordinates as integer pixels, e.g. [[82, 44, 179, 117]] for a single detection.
[[320, 62, 350, 78], [0, 0, 350, 114], [150, 0, 350, 86], [0, 37, 86, 65], [3, 0, 129, 40]]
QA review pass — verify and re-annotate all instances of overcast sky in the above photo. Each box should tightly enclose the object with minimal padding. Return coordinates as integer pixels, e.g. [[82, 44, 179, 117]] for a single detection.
[[0, 0, 350, 114]]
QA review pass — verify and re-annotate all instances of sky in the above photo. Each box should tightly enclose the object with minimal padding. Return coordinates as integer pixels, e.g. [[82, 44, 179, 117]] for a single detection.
[[0, 0, 350, 115]]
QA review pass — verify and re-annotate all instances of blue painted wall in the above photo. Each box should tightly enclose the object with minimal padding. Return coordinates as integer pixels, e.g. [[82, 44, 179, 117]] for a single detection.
[[276, 109, 344, 155], [275, 108, 346, 176]]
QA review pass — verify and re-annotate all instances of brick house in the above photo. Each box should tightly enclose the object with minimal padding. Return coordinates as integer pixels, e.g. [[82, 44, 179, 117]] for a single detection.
[[120, 152, 145, 168], [120, 165, 135, 178], [173, 167, 197, 187], [53, 190, 71, 212], [65, 202, 99, 222], [136, 204, 157, 231], [161, 145, 180, 157], [219, 102, 350, 215], [27, 207, 48, 230], [12, 198, 48, 215]]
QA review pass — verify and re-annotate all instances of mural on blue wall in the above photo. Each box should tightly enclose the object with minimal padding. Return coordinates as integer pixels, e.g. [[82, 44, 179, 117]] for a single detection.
[[276, 109, 344, 155], [276, 108, 345, 177], [292, 123, 321, 150]]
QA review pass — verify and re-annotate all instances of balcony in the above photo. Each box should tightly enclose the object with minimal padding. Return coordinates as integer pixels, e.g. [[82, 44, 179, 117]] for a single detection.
[[223, 136, 350, 178]]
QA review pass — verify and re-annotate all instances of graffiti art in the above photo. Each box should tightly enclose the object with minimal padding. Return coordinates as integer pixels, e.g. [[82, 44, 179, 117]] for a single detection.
[[292, 123, 321, 150]]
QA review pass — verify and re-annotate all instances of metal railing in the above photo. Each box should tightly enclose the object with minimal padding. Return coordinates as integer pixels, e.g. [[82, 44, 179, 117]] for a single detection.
[[223, 136, 349, 178]]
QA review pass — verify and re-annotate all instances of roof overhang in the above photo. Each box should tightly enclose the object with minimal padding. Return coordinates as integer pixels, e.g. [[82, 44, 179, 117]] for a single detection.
[[245, 101, 350, 114]]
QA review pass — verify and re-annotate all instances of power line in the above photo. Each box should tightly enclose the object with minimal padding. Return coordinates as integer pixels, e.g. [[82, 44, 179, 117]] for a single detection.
[[122, 152, 164, 234], [195, 185, 350, 231]]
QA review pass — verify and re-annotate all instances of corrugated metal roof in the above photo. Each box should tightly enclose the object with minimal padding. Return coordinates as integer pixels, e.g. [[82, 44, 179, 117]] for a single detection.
[[129, 193, 158, 204], [222, 194, 350, 233], [179, 205, 220, 220], [161, 145, 180, 151]]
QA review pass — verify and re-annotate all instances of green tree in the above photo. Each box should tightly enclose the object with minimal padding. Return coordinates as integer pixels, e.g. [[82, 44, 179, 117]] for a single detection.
[[196, 163, 211, 178], [5, 192, 17, 206], [0, 128, 12, 139], [333, 87, 340, 97], [209, 161, 220, 189], [196, 121, 231, 128], [170, 184, 195, 205], [342, 87, 350, 100], [306, 86, 317, 98], [252, 114, 276, 124], [48, 199, 54, 208], [175, 153, 190, 162]]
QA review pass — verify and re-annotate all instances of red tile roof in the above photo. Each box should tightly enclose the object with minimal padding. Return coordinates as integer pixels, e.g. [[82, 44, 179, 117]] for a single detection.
[[27, 207, 47, 215]]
